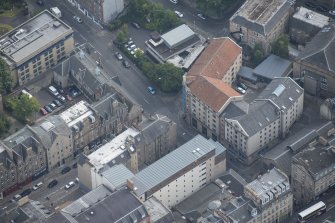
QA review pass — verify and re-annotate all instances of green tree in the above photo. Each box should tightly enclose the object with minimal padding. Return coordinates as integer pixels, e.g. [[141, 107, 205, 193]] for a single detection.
[[155, 63, 183, 92], [272, 35, 289, 59], [196, 0, 234, 18], [4, 94, 39, 123], [0, 58, 13, 94], [251, 44, 265, 66], [0, 116, 10, 137]]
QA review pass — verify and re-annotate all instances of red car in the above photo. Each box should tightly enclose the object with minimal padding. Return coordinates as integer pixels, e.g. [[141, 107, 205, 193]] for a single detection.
[[66, 95, 73, 101], [40, 107, 48, 115]]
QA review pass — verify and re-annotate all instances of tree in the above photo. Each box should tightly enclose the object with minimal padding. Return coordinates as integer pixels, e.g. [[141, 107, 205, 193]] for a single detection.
[[251, 44, 265, 66], [272, 35, 289, 59], [4, 94, 39, 123], [0, 58, 13, 94], [0, 116, 10, 137], [155, 63, 183, 92]]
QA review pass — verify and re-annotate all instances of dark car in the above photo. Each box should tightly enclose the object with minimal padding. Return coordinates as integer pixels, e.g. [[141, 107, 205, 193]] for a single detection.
[[122, 60, 131, 68], [305, 1, 317, 8], [36, 0, 44, 6], [72, 163, 78, 169], [316, 5, 328, 12], [61, 166, 71, 174], [131, 22, 141, 29], [44, 105, 53, 113], [53, 99, 62, 107], [48, 179, 58, 188], [20, 188, 32, 197]]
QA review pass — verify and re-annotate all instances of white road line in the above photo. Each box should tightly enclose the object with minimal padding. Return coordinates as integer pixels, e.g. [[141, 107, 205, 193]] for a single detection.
[[144, 99, 150, 104]]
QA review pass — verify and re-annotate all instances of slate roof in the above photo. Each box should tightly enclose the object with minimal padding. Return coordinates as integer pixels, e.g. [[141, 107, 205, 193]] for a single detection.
[[230, 0, 293, 36], [297, 23, 335, 72], [253, 54, 292, 80], [222, 101, 249, 119], [237, 66, 257, 82]]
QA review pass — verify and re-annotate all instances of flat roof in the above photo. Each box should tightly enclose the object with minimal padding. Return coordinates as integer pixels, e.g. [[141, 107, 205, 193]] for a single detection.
[[0, 10, 72, 65], [88, 128, 139, 168], [130, 135, 222, 196], [253, 54, 292, 80], [161, 24, 195, 49], [59, 100, 93, 127], [293, 7, 329, 28]]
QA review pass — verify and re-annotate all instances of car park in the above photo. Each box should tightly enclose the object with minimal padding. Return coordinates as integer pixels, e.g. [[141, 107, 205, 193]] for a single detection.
[[48, 179, 58, 188], [170, 0, 178, 4], [73, 16, 83, 23], [236, 86, 246, 94], [65, 181, 75, 189], [114, 52, 123, 61], [33, 182, 43, 190], [175, 11, 183, 18], [131, 22, 141, 29], [44, 105, 53, 113], [61, 166, 71, 174], [53, 100, 62, 107], [21, 188, 32, 197], [147, 86, 156, 95], [40, 107, 48, 116], [197, 13, 206, 20], [122, 60, 131, 68]]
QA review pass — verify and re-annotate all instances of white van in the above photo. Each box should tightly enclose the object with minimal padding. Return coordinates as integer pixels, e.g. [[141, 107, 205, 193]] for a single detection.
[[48, 86, 59, 96]]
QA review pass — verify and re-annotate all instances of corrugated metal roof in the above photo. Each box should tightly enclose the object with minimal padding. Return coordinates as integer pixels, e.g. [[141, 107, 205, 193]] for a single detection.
[[102, 164, 134, 190], [161, 24, 195, 49], [131, 135, 223, 195]]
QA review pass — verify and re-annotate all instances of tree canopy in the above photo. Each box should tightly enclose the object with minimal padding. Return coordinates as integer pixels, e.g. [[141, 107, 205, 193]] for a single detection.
[[272, 35, 289, 59], [4, 94, 39, 123], [0, 58, 13, 94], [0, 116, 10, 138], [251, 44, 265, 66], [196, 0, 235, 18]]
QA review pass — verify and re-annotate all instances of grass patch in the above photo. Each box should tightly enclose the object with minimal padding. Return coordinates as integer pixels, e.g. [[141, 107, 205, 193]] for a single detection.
[[0, 7, 22, 17], [0, 23, 13, 35]]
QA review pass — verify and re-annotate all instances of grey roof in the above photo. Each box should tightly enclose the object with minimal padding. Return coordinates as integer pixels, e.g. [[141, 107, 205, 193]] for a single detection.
[[3, 126, 35, 149], [226, 199, 257, 223], [0, 145, 14, 169], [92, 93, 127, 119], [101, 164, 134, 190], [161, 24, 195, 49], [256, 77, 303, 112], [237, 66, 257, 82], [222, 100, 248, 119], [230, 0, 292, 36], [0, 10, 72, 65], [253, 54, 292, 80], [232, 100, 280, 136], [219, 169, 248, 197], [130, 135, 220, 196], [143, 197, 174, 223], [297, 23, 335, 72]]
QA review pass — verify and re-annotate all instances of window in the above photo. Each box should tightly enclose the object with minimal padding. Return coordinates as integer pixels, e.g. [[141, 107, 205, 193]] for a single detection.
[[321, 76, 328, 90]]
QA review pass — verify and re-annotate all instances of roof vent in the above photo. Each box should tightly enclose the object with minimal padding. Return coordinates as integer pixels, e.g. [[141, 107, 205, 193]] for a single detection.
[[53, 21, 61, 28]]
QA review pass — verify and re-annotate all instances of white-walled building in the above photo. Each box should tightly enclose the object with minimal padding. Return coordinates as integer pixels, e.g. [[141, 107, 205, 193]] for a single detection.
[[225, 77, 304, 164], [127, 135, 226, 208]]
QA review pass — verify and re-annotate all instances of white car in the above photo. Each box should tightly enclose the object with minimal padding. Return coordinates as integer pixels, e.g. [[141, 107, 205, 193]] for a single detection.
[[65, 181, 75, 189], [175, 11, 183, 18], [330, 10, 335, 15], [73, 16, 83, 23], [197, 13, 206, 20], [33, 182, 43, 190], [236, 86, 246, 94], [170, 0, 178, 4]]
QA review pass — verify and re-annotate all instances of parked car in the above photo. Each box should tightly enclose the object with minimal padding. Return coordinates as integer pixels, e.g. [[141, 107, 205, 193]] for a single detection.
[[197, 13, 206, 20], [33, 182, 43, 190], [170, 0, 178, 4], [236, 86, 246, 94], [20, 188, 32, 197], [13, 194, 22, 201], [114, 52, 123, 61], [175, 11, 183, 18], [65, 181, 75, 189], [44, 105, 53, 113], [48, 85, 59, 97], [57, 95, 66, 103], [127, 40, 134, 45], [49, 103, 57, 110], [61, 166, 71, 174], [40, 107, 48, 116], [316, 5, 328, 12], [147, 86, 156, 95], [73, 16, 83, 23], [53, 100, 62, 107], [239, 82, 248, 90], [330, 10, 335, 15], [122, 60, 131, 68], [72, 163, 78, 168], [36, 0, 44, 6], [48, 179, 58, 188], [66, 95, 73, 101], [131, 22, 141, 29]]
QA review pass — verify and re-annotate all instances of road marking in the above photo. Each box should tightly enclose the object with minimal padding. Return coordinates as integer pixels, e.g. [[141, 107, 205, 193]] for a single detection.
[[144, 99, 150, 104], [328, 204, 335, 211]]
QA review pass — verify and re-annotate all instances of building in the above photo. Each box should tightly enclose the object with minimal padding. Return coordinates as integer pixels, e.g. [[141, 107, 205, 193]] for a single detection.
[[143, 197, 175, 223], [127, 134, 226, 208], [225, 77, 304, 164], [78, 114, 177, 190], [320, 98, 335, 121], [291, 125, 335, 206], [1, 127, 47, 197], [31, 116, 73, 171], [238, 54, 292, 87], [229, 0, 293, 54], [293, 23, 335, 98], [145, 24, 204, 68], [244, 168, 293, 222], [0, 10, 74, 86], [69, 0, 124, 25], [184, 37, 243, 141], [47, 186, 150, 223], [290, 6, 330, 46]]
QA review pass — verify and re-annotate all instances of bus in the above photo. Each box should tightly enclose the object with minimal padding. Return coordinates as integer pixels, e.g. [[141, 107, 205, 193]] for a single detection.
[[297, 201, 326, 222]]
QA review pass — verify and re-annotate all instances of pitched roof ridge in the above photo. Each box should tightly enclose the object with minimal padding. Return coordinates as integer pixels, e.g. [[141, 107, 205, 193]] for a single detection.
[[201, 39, 226, 77]]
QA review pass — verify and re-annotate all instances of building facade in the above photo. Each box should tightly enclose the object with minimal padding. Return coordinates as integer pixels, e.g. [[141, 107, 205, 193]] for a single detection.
[[128, 135, 226, 208], [225, 77, 304, 164], [0, 10, 74, 86], [184, 37, 243, 141], [229, 0, 293, 54], [291, 131, 335, 207]]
